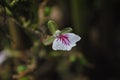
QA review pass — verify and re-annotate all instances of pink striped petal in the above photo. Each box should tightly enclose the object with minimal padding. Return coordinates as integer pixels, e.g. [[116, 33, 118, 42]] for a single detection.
[[52, 33, 81, 51]]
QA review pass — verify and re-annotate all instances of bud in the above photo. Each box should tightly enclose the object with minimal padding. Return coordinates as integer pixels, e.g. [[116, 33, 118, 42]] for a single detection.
[[48, 20, 58, 34]]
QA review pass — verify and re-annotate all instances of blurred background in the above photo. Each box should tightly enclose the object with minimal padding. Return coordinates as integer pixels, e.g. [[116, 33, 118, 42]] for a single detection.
[[0, 0, 120, 80]]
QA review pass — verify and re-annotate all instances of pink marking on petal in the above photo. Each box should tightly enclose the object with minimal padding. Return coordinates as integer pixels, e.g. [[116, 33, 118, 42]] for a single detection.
[[56, 34, 70, 46]]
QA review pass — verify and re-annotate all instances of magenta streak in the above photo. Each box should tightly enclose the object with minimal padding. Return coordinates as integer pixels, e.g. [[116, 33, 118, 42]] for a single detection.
[[57, 34, 70, 45]]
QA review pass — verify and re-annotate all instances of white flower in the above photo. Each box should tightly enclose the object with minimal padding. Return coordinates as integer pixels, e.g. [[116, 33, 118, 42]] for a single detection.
[[52, 30, 81, 51], [0, 50, 10, 64]]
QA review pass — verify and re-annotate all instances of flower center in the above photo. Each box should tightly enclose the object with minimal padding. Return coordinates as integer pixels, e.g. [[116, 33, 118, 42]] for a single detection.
[[57, 34, 70, 45]]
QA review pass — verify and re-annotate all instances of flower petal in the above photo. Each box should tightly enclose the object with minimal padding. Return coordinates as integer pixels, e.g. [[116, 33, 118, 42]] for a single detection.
[[52, 38, 76, 51], [52, 33, 81, 51], [64, 33, 81, 44]]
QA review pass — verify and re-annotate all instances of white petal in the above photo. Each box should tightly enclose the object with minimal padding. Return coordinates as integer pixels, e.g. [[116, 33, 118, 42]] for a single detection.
[[52, 38, 76, 51], [64, 33, 81, 44], [52, 33, 81, 51]]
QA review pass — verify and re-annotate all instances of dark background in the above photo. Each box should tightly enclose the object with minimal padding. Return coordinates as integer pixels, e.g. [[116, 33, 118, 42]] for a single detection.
[[0, 0, 120, 80]]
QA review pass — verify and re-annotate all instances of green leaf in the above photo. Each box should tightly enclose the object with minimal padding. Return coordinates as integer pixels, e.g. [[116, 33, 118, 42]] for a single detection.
[[61, 27, 72, 34], [43, 36, 55, 45], [5, 7, 13, 16], [48, 20, 58, 34], [79, 55, 88, 65], [69, 54, 76, 62], [19, 77, 29, 80], [44, 6, 51, 16], [17, 65, 27, 73]]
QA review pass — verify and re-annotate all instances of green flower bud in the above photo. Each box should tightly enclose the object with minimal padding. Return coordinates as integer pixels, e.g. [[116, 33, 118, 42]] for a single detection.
[[48, 20, 58, 34]]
